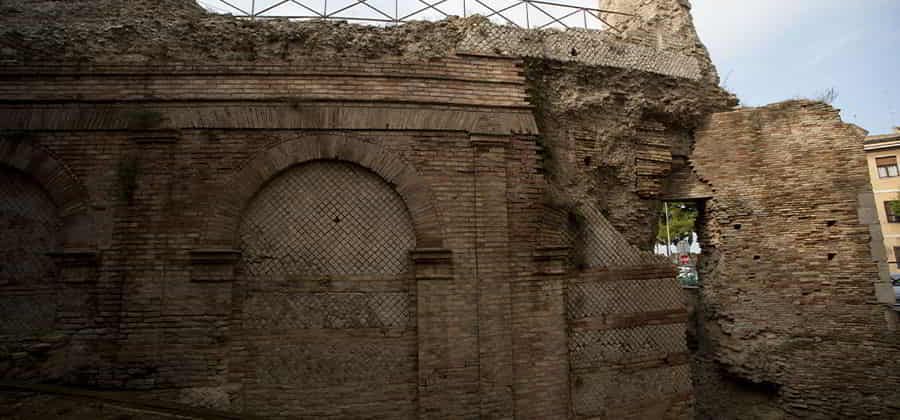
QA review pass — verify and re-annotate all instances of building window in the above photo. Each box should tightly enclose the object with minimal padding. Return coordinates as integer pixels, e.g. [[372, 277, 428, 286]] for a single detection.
[[894, 247, 900, 269], [876, 156, 899, 178], [885, 201, 900, 223]]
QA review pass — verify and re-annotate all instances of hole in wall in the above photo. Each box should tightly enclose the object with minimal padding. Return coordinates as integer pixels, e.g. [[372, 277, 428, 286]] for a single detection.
[[721, 369, 782, 397], [827, 253, 836, 261], [570, 48, 578, 56], [753, 255, 760, 260], [826, 220, 837, 227], [733, 224, 742, 230], [656, 200, 705, 287], [583, 156, 592, 166]]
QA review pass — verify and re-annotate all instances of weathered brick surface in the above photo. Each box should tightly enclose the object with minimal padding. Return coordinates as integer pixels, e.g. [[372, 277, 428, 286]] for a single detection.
[[1, 2, 712, 81], [457, 23, 705, 80], [601, 0, 719, 83], [0, 55, 698, 419], [0, 167, 61, 374], [4, 2, 890, 418], [522, 59, 734, 251], [567, 265, 692, 420], [687, 101, 900, 418], [0, 67, 529, 107]]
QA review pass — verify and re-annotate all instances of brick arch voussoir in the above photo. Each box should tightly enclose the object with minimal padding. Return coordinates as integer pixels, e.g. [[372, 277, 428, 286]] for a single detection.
[[0, 138, 95, 249], [206, 134, 444, 249]]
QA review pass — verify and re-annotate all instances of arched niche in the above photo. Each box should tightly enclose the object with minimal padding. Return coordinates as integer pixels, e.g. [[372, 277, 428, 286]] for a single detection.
[[201, 134, 444, 250], [0, 139, 95, 250]]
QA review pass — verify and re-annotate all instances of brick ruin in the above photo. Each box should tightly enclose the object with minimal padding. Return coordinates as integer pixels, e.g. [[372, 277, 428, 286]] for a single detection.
[[0, 0, 898, 418]]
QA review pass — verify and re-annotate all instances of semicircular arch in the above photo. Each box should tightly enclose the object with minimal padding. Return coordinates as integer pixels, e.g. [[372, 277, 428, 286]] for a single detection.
[[203, 134, 444, 250], [0, 138, 95, 249]]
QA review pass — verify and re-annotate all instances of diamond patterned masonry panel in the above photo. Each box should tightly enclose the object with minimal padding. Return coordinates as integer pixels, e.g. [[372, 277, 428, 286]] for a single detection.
[[458, 22, 703, 80], [0, 294, 56, 337], [569, 324, 686, 369], [248, 336, 416, 387], [572, 364, 692, 418], [242, 291, 411, 330], [567, 277, 684, 320], [240, 160, 416, 277], [0, 166, 60, 285], [577, 204, 649, 268]]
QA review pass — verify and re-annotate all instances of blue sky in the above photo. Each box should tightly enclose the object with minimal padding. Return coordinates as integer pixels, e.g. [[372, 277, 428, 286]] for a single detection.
[[691, 0, 900, 135]]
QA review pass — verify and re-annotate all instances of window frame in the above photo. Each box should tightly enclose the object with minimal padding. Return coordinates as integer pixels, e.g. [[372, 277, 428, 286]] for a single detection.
[[876, 156, 899, 178], [893, 247, 900, 269], [885, 201, 900, 223]]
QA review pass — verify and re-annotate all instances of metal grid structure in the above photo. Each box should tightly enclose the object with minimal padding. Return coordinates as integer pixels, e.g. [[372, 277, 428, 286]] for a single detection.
[[198, 0, 631, 31], [240, 160, 416, 277]]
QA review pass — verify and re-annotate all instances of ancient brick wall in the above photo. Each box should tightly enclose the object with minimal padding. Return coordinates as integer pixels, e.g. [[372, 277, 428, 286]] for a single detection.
[[600, 0, 718, 84], [0, 167, 61, 347], [0, 50, 710, 418], [2, 1, 713, 81], [686, 101, 900, 418], [230, 160, 419, 417], [523, 58, 733, 251]]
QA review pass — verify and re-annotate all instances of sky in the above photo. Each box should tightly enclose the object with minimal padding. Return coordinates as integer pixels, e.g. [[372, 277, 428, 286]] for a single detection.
[[199, 0, 900, 135], [691, 0, 900, 135]]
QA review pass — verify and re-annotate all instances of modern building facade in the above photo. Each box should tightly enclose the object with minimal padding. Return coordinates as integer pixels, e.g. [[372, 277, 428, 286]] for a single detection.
[[865, 128, 900, 275]]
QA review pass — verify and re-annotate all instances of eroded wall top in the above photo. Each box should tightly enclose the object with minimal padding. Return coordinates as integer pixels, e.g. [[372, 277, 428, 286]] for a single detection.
[[602, 0, 718, 83], [1, 0, 718, 81]]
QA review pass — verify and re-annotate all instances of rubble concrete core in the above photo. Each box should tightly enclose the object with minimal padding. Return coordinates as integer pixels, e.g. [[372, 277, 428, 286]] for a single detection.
[[0, 0, 897, 419]]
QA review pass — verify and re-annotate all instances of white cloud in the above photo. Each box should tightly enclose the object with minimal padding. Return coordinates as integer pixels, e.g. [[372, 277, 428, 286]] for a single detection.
[[802, 29, 863, 69], [690, 0, 844, 60]]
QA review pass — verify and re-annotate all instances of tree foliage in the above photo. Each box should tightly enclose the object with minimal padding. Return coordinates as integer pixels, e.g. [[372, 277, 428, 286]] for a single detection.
[[657, 202, 698, 246]]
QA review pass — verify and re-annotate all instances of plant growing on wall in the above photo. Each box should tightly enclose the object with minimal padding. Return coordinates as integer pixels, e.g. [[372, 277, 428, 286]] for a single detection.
[[813, 87, 839, 105]]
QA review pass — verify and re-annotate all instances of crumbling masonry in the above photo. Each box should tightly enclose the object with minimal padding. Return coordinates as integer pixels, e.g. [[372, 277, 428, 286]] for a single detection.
[[0, 0, 898, 418]]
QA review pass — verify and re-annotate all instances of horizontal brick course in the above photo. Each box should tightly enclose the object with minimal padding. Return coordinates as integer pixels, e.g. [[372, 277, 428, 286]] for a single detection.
[[0, 54, 694, 419], [688, 101, 900, 418]]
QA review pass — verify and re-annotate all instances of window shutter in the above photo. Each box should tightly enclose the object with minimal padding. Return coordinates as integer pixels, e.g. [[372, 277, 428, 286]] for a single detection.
[[876, 156, 897, 166]]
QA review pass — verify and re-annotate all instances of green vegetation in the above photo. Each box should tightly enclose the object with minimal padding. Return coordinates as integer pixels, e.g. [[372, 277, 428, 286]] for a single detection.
[[657, 201, 698, 247]]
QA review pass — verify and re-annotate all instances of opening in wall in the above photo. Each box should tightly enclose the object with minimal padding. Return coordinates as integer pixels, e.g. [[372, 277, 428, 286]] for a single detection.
[[655, 200, 704, 288]]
